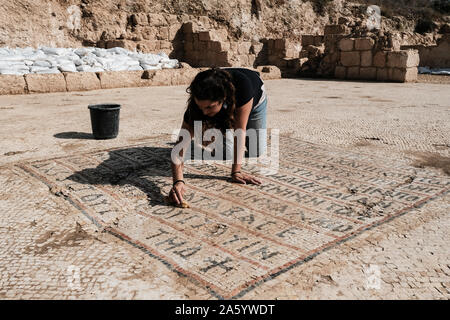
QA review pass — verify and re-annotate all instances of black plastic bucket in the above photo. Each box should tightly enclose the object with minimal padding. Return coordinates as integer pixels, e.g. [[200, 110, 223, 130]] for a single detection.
[[88, 104, 121, 139]]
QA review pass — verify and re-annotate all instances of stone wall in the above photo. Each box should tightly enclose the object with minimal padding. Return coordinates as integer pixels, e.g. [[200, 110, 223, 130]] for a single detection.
[[335, 37, 419, 82], [0, 64, 282, 96], [401, 34, 450, 68], [86, 13, 186, 59]]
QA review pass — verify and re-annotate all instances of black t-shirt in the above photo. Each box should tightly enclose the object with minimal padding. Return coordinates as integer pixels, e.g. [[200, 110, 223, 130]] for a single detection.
[[223, 68, 264, 109], [183, 68, 263, 125]]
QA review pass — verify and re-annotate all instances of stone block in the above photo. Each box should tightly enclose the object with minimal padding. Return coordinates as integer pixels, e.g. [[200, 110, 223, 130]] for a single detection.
[[389, 67, 418, 82], [182, 22, 195, 34], [216, 51, 231, 66], [207, 41, 221, 52], [361, 50, 373, 67], [373, 51, 387, 68], [166, 14, 179, 25], [387, 50, 420, 68], [97, 71, 146, 89], [130, 13, 148, 26], [250, 43, 264, 55], [248, 55, 256, 67], [169, 24, 182, 40], [238, 42, 252, 55], [334, 66, 347, 79], [142, 69, 181, 86], [148, 13, 167, 27], [347, 66, 360, 79], [159, 40, 172, 49], [199, 29, 228, 42], [64, 72, 101, 92], [376, 68, 389, 81], [256, 65, 282, 80], [355, 37, 375, 51], [274, 39, 287, 50], [340, 51, 360, 67], [140, 27, 158, 40], [285, 48, 299, 59], [25, 73, 67, 93], [137, 40, 158, 53], [314, 36, 324, 46], [301, 35, 315, 47], [324, 34, 345, 48], [157, 27, 169, 40], [0, 75, 27, 95], [359, 67, 377, 80], [324, 24, 348, 35], [198, 31, 211, 41], [339, 38, 354, 51]]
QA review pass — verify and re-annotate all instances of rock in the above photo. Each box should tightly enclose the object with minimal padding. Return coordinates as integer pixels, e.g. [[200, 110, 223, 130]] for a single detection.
[[376, 68, 389, 81], [373, 51, 387, 68], [355, 37, 375, 51], [360, 51, 373, 67], [97, 71, 147, 89], [347, 66, 360, 79], [334, 66, 347, 79], [324, 25, 348, 35], [0, 75, 27, 95], [64, 72, 101, 92], [339, 38, 354, 51], [359, 67, 377, 80], [389, 67, 418, 82], [256, 65, 281, 80], [387, 50, 420, 68], [25, 73, 66, 93], [341, 51, 360, 67]]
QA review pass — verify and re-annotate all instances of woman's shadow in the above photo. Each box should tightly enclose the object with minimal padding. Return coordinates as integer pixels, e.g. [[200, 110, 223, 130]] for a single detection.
[[66, 145, 229, 207]]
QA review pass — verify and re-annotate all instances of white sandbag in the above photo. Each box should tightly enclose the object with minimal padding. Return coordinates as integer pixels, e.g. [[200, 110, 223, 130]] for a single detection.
[[138, 55, 161, 66], [76, 65, 104, 73], [0, 55, 26, 61], [75, 47, 94, 57], [141, 63, 162, 70], [40, 47, 66, 55], [33, 60, 53, 68], [58, 63, 77, 72], [0, 69, 27, 75], [127, 65, 144, 71], [0, 48, 11, 55], [161, 59, 179, 69], [38, 67, 60, 74], [30, 66, 54, 73], [106, 47, 128, 55], [93, 48, 109, 57], [108, 64, 129, 71]]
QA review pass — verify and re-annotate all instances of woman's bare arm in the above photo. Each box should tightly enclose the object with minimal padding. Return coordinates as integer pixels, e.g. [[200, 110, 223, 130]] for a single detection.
[[170, 120, 193, 204]]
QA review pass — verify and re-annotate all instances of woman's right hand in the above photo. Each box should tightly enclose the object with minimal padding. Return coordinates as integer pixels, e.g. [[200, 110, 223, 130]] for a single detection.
[[169, 181, 186, 205]]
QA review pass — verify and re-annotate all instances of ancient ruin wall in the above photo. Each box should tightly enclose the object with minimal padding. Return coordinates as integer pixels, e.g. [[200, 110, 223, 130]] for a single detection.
[[401, 34, 450, 68]]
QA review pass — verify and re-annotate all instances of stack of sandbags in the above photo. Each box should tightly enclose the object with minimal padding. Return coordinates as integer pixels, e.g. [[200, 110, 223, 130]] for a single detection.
[[0, 46, 180, 75]]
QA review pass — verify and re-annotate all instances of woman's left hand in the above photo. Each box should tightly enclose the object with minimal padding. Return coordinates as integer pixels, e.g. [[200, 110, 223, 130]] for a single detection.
[[231, 172, 262, 185]]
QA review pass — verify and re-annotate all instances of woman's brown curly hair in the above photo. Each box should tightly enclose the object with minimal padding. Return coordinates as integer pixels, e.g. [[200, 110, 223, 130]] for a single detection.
[[184, 68, 236, 136]]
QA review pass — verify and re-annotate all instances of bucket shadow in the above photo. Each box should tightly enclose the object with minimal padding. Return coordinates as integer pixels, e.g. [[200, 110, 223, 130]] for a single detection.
[[66, 145, 229, 207], [54, 132, 94, 140]]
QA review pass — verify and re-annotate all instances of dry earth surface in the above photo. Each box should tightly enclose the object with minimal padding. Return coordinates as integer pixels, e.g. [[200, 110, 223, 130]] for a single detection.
[[0, 77, 449, 299]]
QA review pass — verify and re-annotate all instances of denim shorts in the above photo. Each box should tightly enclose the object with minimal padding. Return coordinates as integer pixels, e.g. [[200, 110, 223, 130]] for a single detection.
[[188, 97, 268, 160], [227, 97, 267, 158]]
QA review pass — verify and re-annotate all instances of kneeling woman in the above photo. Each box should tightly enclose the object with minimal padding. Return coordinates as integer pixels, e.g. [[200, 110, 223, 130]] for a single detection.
[[169, 67, 268, 205]]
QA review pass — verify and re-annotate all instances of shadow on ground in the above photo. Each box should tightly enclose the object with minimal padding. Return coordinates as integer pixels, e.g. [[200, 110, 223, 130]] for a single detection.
[[66, 146, 229, 207], [54, 132, 94, 139]]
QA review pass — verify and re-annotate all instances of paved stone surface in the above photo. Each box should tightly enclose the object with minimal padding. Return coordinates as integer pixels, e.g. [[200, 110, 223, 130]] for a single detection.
[[0, 79, 449, 299]]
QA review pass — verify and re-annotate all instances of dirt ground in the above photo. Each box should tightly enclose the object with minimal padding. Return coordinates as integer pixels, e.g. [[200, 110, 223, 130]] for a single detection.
[[0, 78, 449, 299]]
